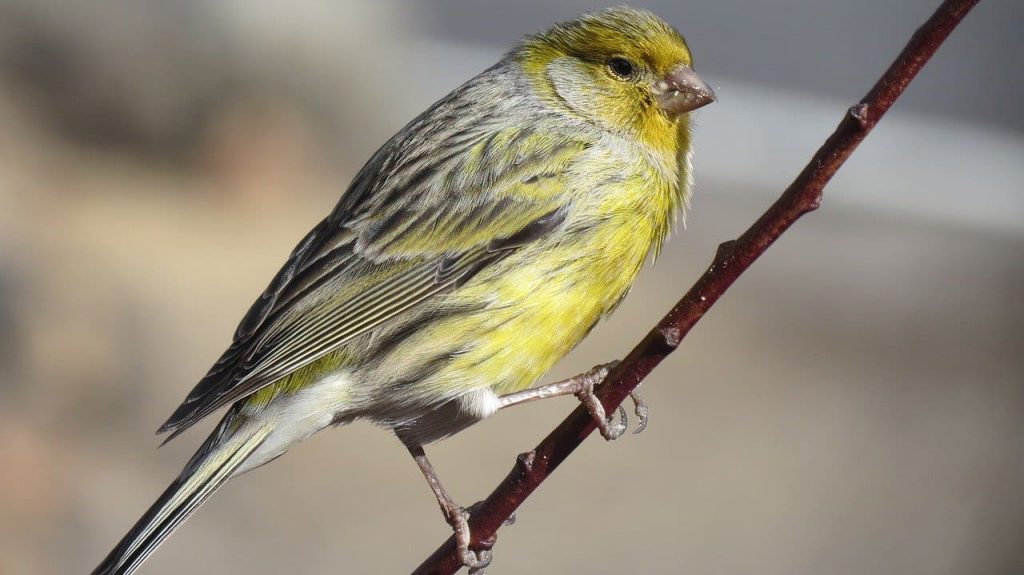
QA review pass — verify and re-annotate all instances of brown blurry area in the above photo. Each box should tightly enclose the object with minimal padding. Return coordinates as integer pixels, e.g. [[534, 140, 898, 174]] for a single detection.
[[1, 2, 1022, 575]]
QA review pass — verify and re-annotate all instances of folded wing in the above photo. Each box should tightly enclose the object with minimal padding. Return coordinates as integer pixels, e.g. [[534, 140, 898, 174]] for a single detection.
[[159, 118, 588, 438]]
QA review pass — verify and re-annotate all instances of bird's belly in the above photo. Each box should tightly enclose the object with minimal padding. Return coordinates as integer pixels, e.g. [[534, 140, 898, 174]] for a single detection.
[[423, 234, 649, 400]]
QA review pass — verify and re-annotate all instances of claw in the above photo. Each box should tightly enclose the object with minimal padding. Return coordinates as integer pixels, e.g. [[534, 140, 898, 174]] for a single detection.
[[575, 370, 627, 441], [601, 404, 627, 440], [630, 390, 649, 434], [466, 549, 492, 575]]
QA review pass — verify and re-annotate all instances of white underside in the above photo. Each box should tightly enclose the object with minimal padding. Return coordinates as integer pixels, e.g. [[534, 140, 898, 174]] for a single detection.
[[233, 371, 355, 475], [456, 386, 503, 420], [231, 373, 505, 475]]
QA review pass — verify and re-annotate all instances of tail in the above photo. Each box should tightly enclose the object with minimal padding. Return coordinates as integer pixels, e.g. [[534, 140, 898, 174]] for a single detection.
[[93, 424, 272, 575]]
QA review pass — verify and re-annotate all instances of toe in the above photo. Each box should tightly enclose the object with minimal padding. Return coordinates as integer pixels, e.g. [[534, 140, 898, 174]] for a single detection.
[[630, 390, 649, 435]]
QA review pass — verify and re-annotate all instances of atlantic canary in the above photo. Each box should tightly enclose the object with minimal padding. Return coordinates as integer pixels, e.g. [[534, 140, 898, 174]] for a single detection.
[[94, 6, 714, 573]]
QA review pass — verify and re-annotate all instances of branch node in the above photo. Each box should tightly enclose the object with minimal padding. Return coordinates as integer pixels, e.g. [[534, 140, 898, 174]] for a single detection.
[[516, 451, 537, 474], [805, 194, 823, 212], [712, 240, 737, 271], [659, 326, 681, 348], [849, 103, 870, 128]]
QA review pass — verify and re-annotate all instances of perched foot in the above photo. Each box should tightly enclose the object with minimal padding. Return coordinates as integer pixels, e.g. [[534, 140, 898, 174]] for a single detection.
[[496, 360, 650, 439], [574, 362, 650, 439], [442, 505, 492, 573], [575, 370, 627, 440], [447, 503, 515, 574]]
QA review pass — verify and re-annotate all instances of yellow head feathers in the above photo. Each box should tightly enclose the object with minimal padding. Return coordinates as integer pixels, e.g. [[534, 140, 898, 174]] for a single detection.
[[523, 6, 693, 74], [515, 6, 711, 153]]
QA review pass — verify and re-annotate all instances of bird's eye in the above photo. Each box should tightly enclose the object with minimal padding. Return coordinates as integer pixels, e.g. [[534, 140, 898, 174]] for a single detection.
[[607, 57, 637, 80]]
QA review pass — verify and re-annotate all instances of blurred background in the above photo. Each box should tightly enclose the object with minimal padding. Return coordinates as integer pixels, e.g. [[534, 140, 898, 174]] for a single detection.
[[1, 0, 1021, 573]]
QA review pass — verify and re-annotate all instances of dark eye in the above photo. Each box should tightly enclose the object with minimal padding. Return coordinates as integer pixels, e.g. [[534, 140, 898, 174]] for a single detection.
[[607, 57, 637, 80]]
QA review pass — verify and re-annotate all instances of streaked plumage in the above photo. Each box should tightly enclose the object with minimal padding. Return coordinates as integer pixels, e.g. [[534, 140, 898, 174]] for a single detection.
[[94, 7, 714, 574]]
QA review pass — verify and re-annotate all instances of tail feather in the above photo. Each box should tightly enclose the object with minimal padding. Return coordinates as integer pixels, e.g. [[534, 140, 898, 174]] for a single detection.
[[93, 426, 272, 575]]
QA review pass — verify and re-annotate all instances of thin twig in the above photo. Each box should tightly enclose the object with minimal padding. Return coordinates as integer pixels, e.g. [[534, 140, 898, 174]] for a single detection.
[[412, 0, 982, 572]]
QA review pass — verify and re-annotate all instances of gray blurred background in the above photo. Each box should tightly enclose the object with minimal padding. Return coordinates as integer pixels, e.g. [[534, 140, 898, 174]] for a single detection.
[[0, 1, 1021, 574]]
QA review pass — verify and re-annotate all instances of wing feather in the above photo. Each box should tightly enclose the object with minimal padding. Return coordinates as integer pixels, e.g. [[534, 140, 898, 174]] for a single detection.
[[159, 72, 586, 437]]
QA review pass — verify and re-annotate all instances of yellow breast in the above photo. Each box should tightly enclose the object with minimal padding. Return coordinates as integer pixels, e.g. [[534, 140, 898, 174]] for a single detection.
[[424, 146, 679, 398]]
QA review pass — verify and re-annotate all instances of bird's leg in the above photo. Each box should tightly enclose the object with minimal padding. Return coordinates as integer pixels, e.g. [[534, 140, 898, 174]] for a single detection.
[[497, 361, 649, 439], [402, 438, 492, 572]]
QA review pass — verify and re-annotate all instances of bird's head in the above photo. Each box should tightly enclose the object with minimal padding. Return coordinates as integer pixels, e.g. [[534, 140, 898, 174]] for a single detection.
[[517, 6, 714, 153]]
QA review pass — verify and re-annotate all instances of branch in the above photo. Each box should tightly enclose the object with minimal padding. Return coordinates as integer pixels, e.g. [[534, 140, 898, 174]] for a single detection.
[[412, 0, 981, 572]]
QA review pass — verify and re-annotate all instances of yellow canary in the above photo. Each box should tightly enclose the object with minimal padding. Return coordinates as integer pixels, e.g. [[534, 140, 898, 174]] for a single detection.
[[94, 6, 714, 573]]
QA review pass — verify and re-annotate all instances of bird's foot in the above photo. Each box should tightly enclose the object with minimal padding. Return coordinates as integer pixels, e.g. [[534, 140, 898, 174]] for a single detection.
[[574, 361, 649, 439], [442, 504, 493, 573]]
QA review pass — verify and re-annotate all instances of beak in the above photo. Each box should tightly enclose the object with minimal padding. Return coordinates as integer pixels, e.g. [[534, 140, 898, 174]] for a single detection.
[[653, 65, 716, 118]]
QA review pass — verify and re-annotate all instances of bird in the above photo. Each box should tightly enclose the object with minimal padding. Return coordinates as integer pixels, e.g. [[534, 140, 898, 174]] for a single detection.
[[93, 6, 714, 574]]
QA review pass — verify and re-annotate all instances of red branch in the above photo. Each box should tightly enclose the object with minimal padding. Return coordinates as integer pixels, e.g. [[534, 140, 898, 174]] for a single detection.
[[412, 0, 982, 572]]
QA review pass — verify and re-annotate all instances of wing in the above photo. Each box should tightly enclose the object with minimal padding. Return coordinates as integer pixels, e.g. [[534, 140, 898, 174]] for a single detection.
[[159, 107, 589, 438]]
